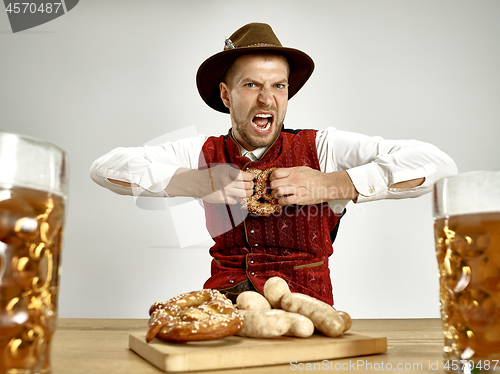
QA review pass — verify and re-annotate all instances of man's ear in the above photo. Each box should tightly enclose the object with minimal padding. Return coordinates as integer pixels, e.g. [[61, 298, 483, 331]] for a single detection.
[[220, 82, 231, 109]]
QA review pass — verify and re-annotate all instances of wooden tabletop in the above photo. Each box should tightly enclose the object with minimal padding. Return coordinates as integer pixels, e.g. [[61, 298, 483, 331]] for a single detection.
[[52, 318, 445, 374]]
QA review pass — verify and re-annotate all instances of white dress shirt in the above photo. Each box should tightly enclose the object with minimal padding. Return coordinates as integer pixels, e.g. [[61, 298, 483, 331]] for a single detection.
[[89, 127, 457, 211]]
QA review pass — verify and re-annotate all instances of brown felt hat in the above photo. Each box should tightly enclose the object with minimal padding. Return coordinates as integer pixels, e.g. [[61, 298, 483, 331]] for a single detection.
[[196, 23, 315, 113]]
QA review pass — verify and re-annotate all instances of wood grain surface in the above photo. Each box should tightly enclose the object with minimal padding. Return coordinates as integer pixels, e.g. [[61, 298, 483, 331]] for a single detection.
[[51, 318, 445, 374], [129, 332, 387, 372]]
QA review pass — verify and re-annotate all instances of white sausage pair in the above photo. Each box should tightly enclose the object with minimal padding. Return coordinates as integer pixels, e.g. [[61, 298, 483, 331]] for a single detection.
[[235, 277, 352, 339]]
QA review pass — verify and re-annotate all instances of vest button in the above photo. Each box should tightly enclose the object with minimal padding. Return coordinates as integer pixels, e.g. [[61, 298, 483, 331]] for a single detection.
[[250, 260, 254, 264], [254, 243, 258, 247], [229, 279, 235, 284], [250, 272, 255, 276], [250, 230, 255, 234]]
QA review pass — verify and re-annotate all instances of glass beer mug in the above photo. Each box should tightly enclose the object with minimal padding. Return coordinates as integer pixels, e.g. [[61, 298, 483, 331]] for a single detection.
[[0, 131, 68, 374], [434, 171, 500, 373]]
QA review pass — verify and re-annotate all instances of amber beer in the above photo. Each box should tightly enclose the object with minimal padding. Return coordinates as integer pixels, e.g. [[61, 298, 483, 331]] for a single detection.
[[0, 130, 68, 374], [0, 186, 64, 374], [434, 171, 500, 373]]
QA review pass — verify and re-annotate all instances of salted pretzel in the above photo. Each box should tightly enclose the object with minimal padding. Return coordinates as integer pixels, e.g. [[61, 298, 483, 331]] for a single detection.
[[146, 289, 244, 343], [239, 167, 282, 216]]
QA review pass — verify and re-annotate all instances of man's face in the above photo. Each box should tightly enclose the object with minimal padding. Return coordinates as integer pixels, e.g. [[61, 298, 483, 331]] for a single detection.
[[220, 53, 289, 151]]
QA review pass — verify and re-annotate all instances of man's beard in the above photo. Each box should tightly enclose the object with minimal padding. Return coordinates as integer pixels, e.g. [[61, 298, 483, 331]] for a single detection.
[[232, 108, 286, 149]]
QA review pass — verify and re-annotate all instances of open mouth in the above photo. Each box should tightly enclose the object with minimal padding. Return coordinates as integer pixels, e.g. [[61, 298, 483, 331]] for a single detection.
[[252, 113, 274, 132]]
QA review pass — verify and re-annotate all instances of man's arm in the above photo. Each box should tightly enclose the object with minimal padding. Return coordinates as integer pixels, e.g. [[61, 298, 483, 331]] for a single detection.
[[390, 177, 425, 189], [270, 168, 358, 205], [269, 167, 425, 206], [107, 179, 138, 188], [164, 166, 254, 204], [94, 150, 254, 203], [269, 127, 456, 206], [90, 136, 207, 197]]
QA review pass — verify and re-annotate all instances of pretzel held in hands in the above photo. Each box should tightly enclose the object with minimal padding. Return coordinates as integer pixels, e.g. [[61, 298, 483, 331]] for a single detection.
[[239, 167, 282, 216]]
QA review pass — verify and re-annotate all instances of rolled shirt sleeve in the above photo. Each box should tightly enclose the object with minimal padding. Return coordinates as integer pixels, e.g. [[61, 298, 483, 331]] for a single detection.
[[316, 127, 458, 203], [89, 135, 208, 197]]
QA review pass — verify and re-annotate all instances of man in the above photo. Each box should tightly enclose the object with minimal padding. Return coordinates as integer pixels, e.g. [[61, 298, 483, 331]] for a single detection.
[[90, 23, 457, 305]]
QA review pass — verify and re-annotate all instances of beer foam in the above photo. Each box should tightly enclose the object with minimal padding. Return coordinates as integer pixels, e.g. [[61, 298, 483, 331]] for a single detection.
[[434, 170, 500, 219]]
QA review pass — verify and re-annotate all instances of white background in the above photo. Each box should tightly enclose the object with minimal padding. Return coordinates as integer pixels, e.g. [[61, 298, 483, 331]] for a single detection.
[[1, 0, 499, 319]]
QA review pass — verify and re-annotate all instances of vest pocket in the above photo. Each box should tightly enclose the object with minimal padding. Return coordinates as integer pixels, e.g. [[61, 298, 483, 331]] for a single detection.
[[293, 260, 325, 270]]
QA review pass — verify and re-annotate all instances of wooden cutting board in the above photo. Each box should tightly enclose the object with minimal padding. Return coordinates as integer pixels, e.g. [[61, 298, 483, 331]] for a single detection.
[[129, 332, 387, 372]]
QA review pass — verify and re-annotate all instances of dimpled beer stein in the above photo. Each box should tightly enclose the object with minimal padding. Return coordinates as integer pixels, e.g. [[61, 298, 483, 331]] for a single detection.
[[0, 131, 68, 374], [434, 171, 500, 374]]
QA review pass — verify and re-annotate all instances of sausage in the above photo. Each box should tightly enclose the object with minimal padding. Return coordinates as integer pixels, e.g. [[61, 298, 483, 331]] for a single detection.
[[236, 291, 271, 310], [263, 277, 291, 308], [338, 311, 352, 332], [236, 310, 291, 338], [280, 292, 344, 337], [284, 312, 315, 338]]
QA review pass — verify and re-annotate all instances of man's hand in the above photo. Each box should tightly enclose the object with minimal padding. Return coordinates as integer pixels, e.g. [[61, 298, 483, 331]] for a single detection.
[[269, 167, 359, 206], [202, 165, 255, 204], [166, 165, 255, 204]]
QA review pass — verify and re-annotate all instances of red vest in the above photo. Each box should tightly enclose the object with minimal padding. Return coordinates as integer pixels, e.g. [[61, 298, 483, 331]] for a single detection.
[[199, 129, 343, 305]]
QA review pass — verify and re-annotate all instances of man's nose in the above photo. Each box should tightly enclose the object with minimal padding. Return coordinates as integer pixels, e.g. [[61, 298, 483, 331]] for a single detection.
[[258, 86, 274, 106]]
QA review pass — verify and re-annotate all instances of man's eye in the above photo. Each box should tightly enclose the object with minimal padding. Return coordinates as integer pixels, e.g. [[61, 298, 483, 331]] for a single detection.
[[246, 83, 255, 88], [276, 84, 286, 89]]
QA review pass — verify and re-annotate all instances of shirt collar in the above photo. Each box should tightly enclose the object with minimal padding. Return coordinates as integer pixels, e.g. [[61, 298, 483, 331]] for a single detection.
[[230, 131, 268, 160], [241, 146, 267, 160]]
